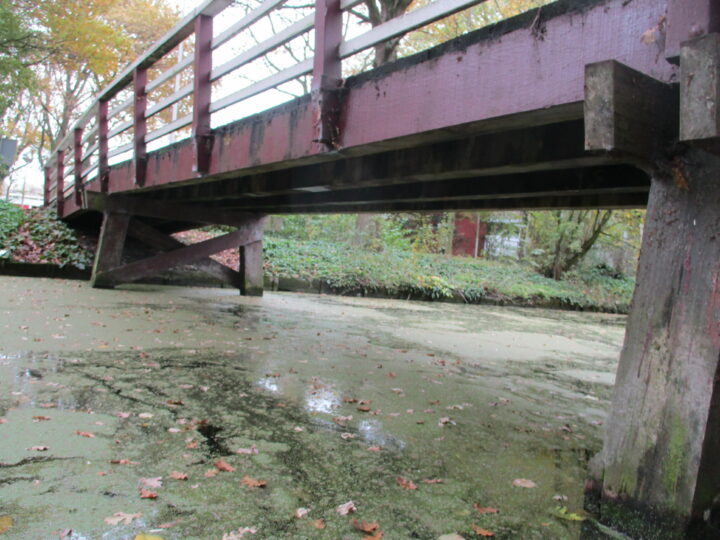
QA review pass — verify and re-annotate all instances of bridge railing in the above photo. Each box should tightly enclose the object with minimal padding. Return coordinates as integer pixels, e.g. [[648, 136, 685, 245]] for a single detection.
[[43, 0, 490, 215]]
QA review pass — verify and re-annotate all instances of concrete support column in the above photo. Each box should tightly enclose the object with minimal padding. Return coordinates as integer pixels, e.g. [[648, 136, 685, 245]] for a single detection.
[[239, 240, 264, 297], [586, 148, 720, 538]]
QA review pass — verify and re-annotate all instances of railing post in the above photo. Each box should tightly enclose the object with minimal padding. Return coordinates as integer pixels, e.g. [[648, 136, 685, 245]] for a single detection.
[[312, 0, 343, 149], [74, 127, 83, 205], [98, 99, 110, 193], [193, 14, 214, 174], [43, 165, 51, 207], [133, 67, 148, 186], [56, 150, 65, 217]]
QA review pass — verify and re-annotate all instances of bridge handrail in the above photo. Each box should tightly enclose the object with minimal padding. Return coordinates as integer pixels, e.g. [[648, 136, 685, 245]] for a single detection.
[[43, 0, 487, 212]]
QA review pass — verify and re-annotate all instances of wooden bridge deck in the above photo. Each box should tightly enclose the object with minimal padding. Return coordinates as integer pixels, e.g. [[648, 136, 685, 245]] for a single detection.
[[46, 0, 693, 226]]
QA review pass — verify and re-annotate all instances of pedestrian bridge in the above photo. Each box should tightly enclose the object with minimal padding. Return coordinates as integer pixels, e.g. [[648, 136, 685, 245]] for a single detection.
[[41, 0, 720, 537]]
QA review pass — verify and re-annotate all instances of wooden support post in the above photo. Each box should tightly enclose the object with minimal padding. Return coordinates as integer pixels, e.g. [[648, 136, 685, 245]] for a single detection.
[[133, 67, 148, 186], [73, 127, 83, 205], [586, 148, 720, 538], [585, 60, 677, 160], [311, 0, 343, 149], [95, 223, 263, 287], [680, 33, 720, 154], [239, 240, 263, 296], [56, 150, 65, 217], [43, 166, 51, 207], [91, 210, 131, 289], [98, 99, 109, 193], [193, 14, 213, 174]]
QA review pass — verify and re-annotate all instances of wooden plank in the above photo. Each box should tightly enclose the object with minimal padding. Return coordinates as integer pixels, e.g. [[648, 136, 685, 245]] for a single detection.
[[239, 240, 264, 296], [127, 219, 244, 288], [133, 67, 148, 186], [90, 211, 130, 288], [73, 128, 83, 205], [56, 150, 65, 216], [84, 191, 260, 228], [95, 224, 263, 286], [98, 100, 110, 193], [584, 60, 678, 159], [666, 0, 720, 62], [680, 33, 720, 153], [193, 14, 213, 174], [312, 0, 343, 148]]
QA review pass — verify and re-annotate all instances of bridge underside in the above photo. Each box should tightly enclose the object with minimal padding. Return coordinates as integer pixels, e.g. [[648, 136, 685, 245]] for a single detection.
[[53, 0, 720, 536]]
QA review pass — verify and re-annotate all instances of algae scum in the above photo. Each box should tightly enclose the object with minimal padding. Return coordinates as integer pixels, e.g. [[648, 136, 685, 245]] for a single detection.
[[0, 277, 626, 539]]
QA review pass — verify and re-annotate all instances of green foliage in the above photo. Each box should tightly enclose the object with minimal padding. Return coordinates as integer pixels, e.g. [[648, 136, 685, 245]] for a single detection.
[[0, 204, 91, 268], [0, 199, 24, 247], [264, 237, 633, 312], [272, 214, 357, 243], [0, 0, 41, 122]]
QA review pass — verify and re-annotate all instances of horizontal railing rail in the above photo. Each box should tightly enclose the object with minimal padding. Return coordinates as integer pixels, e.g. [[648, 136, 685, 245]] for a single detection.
[[43, 0, 489, 212]]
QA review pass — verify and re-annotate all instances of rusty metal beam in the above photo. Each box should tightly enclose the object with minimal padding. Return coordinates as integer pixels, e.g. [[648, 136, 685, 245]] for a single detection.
[[193, 14, 213, 174]]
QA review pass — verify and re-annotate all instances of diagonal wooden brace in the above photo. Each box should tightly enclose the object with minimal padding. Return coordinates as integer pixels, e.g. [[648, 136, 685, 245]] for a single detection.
[[127, 219, 245, 289], [94, 223, 263, 287]]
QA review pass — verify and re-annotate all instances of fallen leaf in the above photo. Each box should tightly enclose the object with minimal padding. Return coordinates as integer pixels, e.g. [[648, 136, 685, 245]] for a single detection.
[[241, 475, 266, 488], [352, 519, 379, 533], [32, 415, 51, 422], [294, 507, 310, 519], [167, 427, 182, 433], [139, 488, 158, 499], [104, 512, 142, 525], [222, 528, 257, 539], [58, 528, 72, 539], [422, 478, 443, 484], [186, 440, 198, 449], [133, 534, 165, 540], [367, 445, 381, 452], [332, 415, 352, 426], [313, 519, 326, 529], [363, 532, 383, 540], [471, 524, 494, 537], [158, 520, 182, 529], [138, 413, 154, 419], [204, 469, 218, 478], [236, 444, 258, 455], [27, 446, 49, 451], [75, 430, 95, 438], [357, 405, 371, 412], [215, 459, 236, 472], [139, 477, 162, 489], [512, 478, 537, 489], [340, 432, 356, 440], [473, 505, 498, 514], [0, 418, 6, 424], [438, 417, 453, 427], [396, 476, 417, 490], [336, 501, 356, 515], [169, 471, 188, 480], [110, 459, 138, 465], [0, 516, 12, 534]]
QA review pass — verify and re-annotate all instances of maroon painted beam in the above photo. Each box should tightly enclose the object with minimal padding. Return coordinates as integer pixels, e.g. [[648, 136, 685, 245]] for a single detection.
[[73, 127, 83, 206], [43, 166, 51, 207], [666, 0, 720, 62], [193, 14, 213, 174], [133, 67, 148, 186], [98, 99, 109, 193], [311, 0, 343, 148], [55, 150, 65, 216]]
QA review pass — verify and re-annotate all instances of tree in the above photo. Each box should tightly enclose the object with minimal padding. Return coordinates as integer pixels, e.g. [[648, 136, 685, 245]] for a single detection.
[[1, 0, 179, 181]]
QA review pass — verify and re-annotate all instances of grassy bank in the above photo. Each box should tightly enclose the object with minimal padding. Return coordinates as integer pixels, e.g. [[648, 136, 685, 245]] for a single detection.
[[264, 237, 634, 313]]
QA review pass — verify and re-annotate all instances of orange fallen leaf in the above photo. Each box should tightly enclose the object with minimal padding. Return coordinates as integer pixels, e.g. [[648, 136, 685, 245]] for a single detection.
[[422, 478, 443, 484], [186, 440, 198, 449], [32, 416, 51, 422], [75, 430, 94, 438], [352, 519, 379, 533], [139, 488, 158, 499], [396, 476, 417, 490], [357, 405, 371, 412], [312, 519, 326, 529], [241, 475, 266, 488], [363, 532, 383, 540], [204, 469, 218, 478], [472, 524, 494, 537], [27, 445, 49, 451], [215, 459, 235, 472], [110, 459, 138, 465], [294, 507, 310, 519], [169, 471, 188, 480], [139, 477, 162, 489]]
